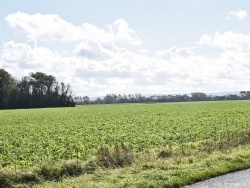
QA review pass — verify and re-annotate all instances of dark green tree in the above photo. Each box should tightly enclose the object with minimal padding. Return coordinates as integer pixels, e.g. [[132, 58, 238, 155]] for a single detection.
[[0, 69, 17, 108]]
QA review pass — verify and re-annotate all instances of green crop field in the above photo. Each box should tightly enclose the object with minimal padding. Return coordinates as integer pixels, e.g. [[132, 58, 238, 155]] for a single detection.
[[1, 101, 250, 187]]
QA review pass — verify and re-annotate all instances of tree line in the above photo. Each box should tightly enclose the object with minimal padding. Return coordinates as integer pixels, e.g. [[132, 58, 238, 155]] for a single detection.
[[2, 67, 249, 108], [0, 69, 75, 109], [75, 91, 250, 105]]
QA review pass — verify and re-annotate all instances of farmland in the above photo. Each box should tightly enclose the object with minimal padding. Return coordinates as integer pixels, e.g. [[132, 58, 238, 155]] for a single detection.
[[1, 101, 250, 187]]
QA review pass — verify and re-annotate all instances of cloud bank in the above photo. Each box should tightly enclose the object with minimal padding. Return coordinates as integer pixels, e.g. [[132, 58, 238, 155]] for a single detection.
[[1, 12, 250, 96], [228, 9, 248, 21]]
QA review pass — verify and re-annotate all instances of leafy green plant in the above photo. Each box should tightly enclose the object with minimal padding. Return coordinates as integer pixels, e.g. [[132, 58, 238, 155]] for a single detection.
[[0, 101, 250, 187]]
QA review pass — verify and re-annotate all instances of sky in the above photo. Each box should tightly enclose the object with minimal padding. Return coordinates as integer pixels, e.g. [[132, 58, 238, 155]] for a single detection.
[[1, 0, 250, 97]]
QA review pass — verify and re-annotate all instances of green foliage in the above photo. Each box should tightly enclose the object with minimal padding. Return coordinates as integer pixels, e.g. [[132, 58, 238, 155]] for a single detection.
[[0, 101, 250, 165], [1, 101, 250, 168], [1, 101, 250, 187], [0, 69, 75, 109]]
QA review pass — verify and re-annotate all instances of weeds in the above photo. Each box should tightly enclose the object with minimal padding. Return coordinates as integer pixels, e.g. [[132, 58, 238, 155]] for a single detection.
[[158, 145, 173, 158], [0, 143, 134, 186], [35, 160, 83, 181], [96, 143, 133, 168], [0, 170, 39, 188], [0, 172, 11, 188]]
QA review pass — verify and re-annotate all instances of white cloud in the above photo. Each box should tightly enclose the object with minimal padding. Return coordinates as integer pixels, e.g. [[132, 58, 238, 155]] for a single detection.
[[198, 31, 250, 89], [1, 41, 76, 79], [5, 12, 81, 42], [2, 12, 250, 96], [73, 40, 111, 60], [228, 9, 248, 21], [111, 19, 141, 46], [199, 32, 250, 51], [156, 47, 195, 60], [5, 12, 140, 47], [3, 41, 57, 69]]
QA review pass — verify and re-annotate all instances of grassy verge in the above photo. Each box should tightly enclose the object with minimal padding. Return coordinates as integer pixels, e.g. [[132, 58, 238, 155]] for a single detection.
[[1, 140, 250, 188], [34, 144, 250, 188]]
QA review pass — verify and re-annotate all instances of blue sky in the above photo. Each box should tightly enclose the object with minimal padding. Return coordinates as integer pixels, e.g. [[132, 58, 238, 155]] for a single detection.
[[1, 1, 250, 96]]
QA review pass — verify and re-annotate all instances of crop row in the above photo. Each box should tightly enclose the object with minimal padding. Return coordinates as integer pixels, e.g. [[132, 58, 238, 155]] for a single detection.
[[0, 101, 250, 168]]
